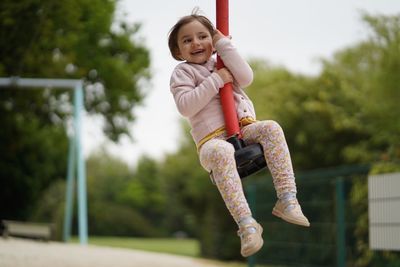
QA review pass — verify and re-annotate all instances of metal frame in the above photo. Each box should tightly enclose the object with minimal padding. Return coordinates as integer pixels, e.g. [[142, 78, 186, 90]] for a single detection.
[[0, 77, 88, 244]]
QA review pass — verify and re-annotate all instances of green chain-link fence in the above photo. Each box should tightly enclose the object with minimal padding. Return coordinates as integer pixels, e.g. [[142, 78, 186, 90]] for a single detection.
[[244, 165, 370, 267]]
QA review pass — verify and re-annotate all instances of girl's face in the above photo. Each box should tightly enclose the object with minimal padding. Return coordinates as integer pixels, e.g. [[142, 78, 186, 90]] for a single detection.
[[177, 20, 214, 64]]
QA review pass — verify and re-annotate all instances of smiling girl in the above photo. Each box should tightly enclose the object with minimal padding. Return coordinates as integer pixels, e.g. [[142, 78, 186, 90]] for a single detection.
[[168, 11, 309, 258]]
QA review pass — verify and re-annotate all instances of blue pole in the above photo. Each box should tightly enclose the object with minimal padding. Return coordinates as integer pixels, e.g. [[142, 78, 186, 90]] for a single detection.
[[63, 135, 76, 242], [74, 83, 88, 244]]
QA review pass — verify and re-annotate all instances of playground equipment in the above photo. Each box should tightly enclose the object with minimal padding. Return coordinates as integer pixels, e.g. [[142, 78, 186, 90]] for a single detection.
[[216, 0, 267, 178], [0, 77, 88, 245]]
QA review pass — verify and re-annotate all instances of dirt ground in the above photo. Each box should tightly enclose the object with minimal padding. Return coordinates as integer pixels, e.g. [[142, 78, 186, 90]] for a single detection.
[[0, 238, 227, 267]]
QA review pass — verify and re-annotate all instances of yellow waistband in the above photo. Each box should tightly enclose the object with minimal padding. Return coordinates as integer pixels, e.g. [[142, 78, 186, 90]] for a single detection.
[[197, 117, 256, 151]]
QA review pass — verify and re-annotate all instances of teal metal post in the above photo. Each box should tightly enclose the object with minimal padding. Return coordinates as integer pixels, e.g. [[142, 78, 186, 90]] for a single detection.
[[0, 77, 89, 244], [74, 84, 88, 244], [336, 177, 346, 267], [247, 184, 257, 267], [63, 135, 76, 242]]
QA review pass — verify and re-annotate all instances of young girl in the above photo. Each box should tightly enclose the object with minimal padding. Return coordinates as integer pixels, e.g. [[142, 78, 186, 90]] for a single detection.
[[168, 12, 309, 257]]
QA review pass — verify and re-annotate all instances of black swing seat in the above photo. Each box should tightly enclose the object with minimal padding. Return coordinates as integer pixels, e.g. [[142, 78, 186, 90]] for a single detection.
[[227, 136, 267, 179]]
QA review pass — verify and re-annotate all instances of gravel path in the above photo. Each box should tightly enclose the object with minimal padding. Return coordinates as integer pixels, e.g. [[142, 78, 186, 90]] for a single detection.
[[0, 238, 226, 267]]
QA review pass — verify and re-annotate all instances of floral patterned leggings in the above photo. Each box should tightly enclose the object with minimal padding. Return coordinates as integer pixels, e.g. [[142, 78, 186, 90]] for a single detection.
[[199, 120, 297, 224]]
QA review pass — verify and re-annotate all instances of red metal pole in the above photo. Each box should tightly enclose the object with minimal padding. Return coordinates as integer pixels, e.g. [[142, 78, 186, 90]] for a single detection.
[[216, 0, 241, 137]]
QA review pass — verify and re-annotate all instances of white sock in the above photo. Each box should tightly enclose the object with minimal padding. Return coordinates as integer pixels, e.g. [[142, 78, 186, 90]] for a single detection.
[[280, 192, 297, 211], [238, 216, 255, 225], [281, 191, 296, 201], [238, 217, 257, 234]]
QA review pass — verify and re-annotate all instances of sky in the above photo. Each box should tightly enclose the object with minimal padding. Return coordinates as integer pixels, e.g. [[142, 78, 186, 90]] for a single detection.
[[83, 0, 400, 167]]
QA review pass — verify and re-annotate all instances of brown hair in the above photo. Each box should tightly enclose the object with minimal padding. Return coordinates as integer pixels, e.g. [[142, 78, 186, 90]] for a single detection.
[[168, 14, 215, 61]]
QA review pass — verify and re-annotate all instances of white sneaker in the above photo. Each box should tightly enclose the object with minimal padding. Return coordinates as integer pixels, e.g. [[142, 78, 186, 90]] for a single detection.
[[237, 221, 264, 257], [272, 199, 310, 227]]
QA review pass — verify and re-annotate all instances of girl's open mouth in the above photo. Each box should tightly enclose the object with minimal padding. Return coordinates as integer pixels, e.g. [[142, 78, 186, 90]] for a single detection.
[[191, 49, 205, 55]]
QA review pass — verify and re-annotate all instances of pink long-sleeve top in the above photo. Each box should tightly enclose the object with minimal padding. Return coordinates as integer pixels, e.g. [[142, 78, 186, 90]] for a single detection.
[[170, 37, 256, 147]]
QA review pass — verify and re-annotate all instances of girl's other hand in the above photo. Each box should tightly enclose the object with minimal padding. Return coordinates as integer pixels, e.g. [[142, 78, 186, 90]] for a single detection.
[[217, 67, 233, 84]]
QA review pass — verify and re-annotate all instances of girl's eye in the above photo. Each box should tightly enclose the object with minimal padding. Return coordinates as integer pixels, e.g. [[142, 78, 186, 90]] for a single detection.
[[183, 39, 191, 44], [199, 35, 208, 40]]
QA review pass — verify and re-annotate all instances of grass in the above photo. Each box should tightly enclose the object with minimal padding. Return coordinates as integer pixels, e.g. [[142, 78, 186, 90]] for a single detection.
[[85, 236, 199, 257]]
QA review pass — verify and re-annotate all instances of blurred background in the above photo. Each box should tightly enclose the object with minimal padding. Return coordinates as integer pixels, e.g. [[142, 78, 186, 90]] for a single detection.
[[1, 0, 399, 266]]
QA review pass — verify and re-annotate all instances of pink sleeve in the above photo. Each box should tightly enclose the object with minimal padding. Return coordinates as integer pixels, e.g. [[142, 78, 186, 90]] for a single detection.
[[170, 67, 224, 117], [215, 38, 253, 88]]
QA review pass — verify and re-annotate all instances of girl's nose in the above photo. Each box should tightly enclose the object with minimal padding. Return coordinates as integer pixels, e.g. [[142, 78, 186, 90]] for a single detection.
[[192, 37, 200, 46]]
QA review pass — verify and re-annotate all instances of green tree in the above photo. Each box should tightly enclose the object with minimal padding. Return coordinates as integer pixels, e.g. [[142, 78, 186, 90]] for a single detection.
[[246, 13, 400, 266], [0, 114, 67, 219], [118, 156, 166, 234], [326, 13, 400, 267], [32, 150, 167, 238], [155, 12, 400, 264], [320, 13, 400, 164], [86, 150, 159, 236], [247, 61, 368, 170], [30, 179, 67, 240], [0, 0, 150, 139], [0, 0, 150, 220]]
